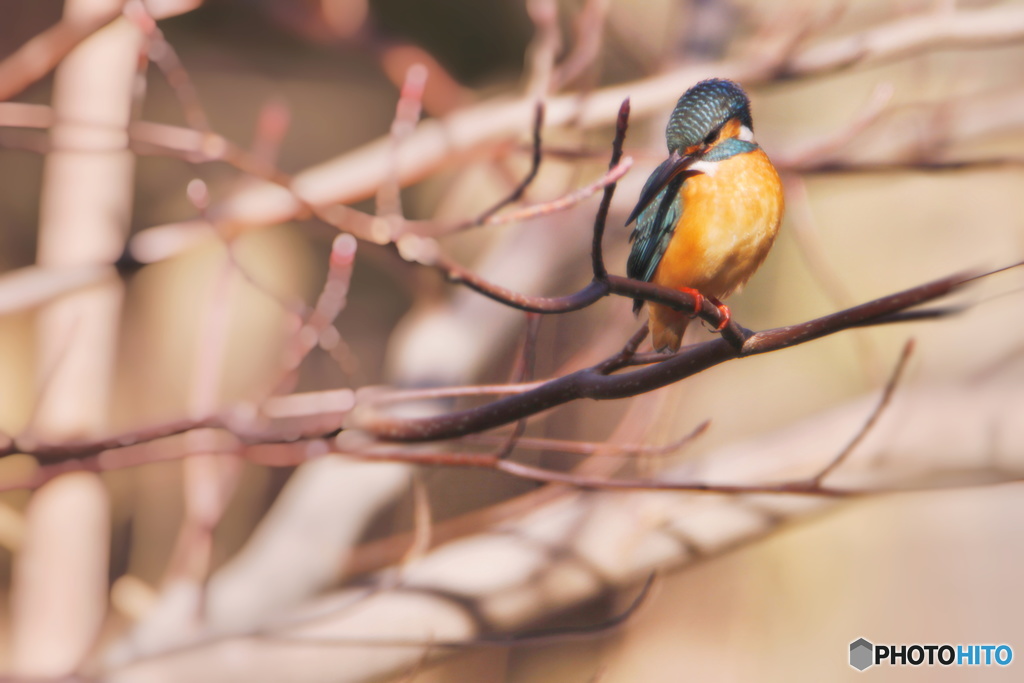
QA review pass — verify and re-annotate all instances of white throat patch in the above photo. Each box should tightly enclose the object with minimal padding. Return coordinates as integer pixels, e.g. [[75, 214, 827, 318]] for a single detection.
[[689, 159, 720, 176]]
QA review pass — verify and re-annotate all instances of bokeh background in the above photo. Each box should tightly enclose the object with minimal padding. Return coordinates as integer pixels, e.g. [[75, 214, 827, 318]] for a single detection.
[[1, 0, 1024, 681]]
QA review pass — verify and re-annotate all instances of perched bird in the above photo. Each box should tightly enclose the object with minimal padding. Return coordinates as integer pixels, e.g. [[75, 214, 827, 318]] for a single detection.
[[626, 78, 784, 352]]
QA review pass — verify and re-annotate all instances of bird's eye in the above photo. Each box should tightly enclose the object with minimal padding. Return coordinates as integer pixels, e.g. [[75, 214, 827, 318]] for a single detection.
[[703, 128, 720, 146]]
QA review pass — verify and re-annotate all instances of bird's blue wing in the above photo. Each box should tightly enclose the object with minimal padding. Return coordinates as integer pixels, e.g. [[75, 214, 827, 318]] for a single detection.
[[626, 174, 684, 313]]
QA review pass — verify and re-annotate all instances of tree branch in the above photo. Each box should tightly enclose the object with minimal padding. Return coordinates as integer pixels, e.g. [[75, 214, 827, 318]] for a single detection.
[[350, 269, 977, 442]]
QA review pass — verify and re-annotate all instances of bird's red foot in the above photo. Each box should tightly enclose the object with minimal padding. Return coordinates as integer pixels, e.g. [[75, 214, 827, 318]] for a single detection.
[[707, 296, 731, 331], [677, 287, 705, 316], [676, 288, 730, 331]]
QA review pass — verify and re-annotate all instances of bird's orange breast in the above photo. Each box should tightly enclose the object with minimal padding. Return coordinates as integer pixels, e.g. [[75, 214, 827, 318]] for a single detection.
[[652, 147, 784, 300]]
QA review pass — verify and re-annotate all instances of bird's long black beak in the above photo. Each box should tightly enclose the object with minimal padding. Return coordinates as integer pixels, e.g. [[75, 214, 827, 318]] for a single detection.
[[625, 149, 699, 226]]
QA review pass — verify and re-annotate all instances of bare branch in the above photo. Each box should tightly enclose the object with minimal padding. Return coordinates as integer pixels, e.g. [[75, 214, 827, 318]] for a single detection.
[[0, 264, 114, 316], [466, 419, 708, 459], [0, 2, 125, 102], [472, 103, 545, 225], [377, 64, 428, 230], [128, 5, 211, 131], [494, 312, 542, 460], [809, 339, 915, 485], [479, 157, 631, 227], [156, 4, 1024, 233], [348, 269, 976, 443], [591, 99, 629, 282], [0, 265, 989, 478], [781, 82, 894, 167], [524, 0, 561, 99], [278, 234, 358, 382], [553, 0, 609, 89], [596, 323, 649, 374], [778, 5, 1024, 78]]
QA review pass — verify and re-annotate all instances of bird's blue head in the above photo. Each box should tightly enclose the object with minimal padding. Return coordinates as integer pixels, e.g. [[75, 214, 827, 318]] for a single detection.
[[624, 79, 758, 226], [665, 78, 753, 154]]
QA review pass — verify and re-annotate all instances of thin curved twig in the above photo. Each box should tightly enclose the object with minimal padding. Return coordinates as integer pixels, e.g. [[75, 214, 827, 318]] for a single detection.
[[472, 102, 545, 225], [808, 338, 915, 485]]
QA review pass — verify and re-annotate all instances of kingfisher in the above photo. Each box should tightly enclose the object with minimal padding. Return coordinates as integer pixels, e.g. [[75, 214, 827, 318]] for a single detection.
[[626, 78, 784, 352]]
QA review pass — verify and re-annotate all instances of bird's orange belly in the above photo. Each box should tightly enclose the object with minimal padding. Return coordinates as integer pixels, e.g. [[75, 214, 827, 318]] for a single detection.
[[653, 148, 784, 300]]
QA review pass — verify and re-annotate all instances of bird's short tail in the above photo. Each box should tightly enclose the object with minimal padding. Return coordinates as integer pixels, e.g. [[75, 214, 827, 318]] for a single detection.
[[648, 302, 690, 352]]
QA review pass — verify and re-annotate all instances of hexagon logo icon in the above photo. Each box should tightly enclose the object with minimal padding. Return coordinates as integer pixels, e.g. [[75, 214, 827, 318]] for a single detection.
[[850, 638, 874, 671]]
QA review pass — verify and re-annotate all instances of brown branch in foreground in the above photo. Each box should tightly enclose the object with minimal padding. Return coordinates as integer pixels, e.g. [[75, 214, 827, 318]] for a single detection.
[[0, 298, 1014, 504], [350, 268, 980, 443], [365, 381, 548, 405], [0, 265, 997, 478], [0, 77, 1016, 488], [366, 340, 911, 498], [322, 343, 979, 498], [434, 265, 747, 348]]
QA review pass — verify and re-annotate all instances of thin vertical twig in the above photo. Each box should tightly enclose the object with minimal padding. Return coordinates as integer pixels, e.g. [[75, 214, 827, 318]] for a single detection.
[[278, 233, 358, 388], [496, 312, 542, 460], [553, 0, 610, 89], [524, 0, 561, 99], [171, 244, 244, 619], [400, 472, 434, 567], [376, 63, 428, 241], [592, 98, 630, 281], [125, 2, 211, 131]]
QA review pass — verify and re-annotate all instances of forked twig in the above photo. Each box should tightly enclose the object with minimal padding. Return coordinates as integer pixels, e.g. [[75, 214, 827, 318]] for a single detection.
[[479, 157, 631, 227], [473, 103, 545, 225]]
